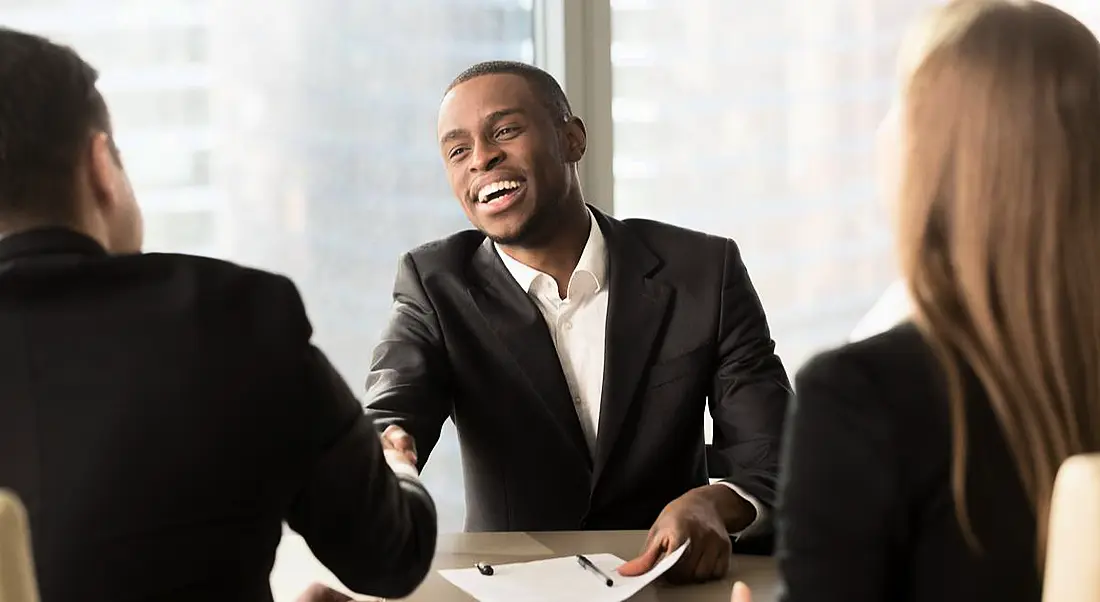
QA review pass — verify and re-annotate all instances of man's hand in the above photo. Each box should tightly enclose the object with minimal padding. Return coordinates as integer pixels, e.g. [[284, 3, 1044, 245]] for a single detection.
[[731, 581, 752, 602], [294, 583, 354, 602], [381, 424, 418, 468], [294, 583, 385, 602], [618, 485, 753, 583]]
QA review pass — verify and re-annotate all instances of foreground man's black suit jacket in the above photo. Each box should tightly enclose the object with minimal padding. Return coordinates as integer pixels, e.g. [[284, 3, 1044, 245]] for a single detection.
[[366, 208, 791, 542], [0, 229, 436, 602]]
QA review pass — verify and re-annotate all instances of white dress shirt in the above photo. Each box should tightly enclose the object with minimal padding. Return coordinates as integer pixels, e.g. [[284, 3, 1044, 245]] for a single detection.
[[495, 209, 764, 537], [850, 279, 911, 342]]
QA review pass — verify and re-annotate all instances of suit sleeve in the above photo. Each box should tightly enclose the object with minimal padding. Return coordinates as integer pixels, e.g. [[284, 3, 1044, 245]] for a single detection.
[[280, 279, 437, 599], [777, 351, 899, 602], [363, 253, 454, 469], [708, 239, 792, 537]]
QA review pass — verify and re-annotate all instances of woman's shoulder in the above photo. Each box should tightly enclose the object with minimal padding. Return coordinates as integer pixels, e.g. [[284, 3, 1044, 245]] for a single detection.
[[794, 322, 949, 438], [800, 322, 935, 386]]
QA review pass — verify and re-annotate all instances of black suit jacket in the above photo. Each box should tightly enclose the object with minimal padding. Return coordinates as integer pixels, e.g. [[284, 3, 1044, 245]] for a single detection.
[[0, 229, 436, 602], [365, 208, 790, 539], [779, 323, 1040, 601]]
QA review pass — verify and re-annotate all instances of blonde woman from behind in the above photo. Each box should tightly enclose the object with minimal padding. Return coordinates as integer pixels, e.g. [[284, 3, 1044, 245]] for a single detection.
[[738, 1, 1100, 600]]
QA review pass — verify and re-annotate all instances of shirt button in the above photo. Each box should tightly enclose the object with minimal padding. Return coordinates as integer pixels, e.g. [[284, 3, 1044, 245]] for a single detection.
[[563, 321, 573, 330]]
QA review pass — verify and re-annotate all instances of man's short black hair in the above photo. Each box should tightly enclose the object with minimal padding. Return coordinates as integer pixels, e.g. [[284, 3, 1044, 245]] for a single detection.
[[447, 60, 573, 122], [0, 27, 112, 222]]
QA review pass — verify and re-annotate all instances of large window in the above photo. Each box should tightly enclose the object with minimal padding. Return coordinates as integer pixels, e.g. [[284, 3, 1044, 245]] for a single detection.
[[611, 0, 931, 370], [1, 0, 535, 532], [610, 0, 1100, 371], [7, 0, 1100, 537]]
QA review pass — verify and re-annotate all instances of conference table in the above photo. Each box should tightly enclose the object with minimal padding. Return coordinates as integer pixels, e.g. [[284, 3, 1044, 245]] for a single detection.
[[271, 529, 780, 601]]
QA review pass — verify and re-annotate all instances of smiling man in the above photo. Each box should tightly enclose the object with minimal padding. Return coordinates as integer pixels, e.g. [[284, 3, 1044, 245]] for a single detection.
[[365, 61, 791, 583]]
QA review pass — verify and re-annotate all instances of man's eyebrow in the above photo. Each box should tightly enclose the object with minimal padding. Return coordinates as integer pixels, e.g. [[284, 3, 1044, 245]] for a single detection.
[[439, 108, 527, 145], [485, 107, 525, 123], [440, 128, 468, 145]]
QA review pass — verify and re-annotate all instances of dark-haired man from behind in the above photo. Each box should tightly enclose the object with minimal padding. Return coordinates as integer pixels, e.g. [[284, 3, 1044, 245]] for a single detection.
[[366, 61, 791, 584], [0, 28, 435, 602]]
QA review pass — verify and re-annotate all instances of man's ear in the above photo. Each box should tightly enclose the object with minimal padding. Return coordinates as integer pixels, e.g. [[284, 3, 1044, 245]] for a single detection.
[[562, 116, 587, 163], [87, 131, 120, 208]]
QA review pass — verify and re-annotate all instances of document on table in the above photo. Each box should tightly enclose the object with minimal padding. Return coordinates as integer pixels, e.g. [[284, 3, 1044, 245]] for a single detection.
[[438, 541, 688, 602]]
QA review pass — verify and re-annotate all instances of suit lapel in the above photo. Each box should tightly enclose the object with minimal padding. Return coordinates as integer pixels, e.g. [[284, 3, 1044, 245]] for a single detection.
[[466, 239, 592, 464], [592, 212, 672, 486]]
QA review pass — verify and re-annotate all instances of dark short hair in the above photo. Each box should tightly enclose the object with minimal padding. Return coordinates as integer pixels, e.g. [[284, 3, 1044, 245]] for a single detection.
[[447, 60, 573, 122], [0, 27, 112, 222]]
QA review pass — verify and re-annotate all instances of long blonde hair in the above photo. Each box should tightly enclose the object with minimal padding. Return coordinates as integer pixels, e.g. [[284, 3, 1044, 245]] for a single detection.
[[897, 0, 1100, 564]]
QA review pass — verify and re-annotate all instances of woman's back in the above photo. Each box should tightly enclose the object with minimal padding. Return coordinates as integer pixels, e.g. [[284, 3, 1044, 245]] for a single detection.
[[779, 322, 1039, 601]]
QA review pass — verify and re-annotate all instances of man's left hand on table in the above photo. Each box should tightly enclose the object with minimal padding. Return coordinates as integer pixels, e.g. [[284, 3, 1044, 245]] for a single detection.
[[617, 484, 756, 583], [295, 583, 380, 602]]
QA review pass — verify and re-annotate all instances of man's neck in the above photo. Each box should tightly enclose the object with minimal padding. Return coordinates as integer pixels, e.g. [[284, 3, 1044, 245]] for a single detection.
[[499, 203, 591, 297]]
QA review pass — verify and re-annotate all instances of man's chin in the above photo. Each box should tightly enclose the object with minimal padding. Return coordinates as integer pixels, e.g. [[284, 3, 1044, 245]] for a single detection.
[[478, 203, 556, 248], [481, 218, 536, 247], [485, 230, 529, 247]]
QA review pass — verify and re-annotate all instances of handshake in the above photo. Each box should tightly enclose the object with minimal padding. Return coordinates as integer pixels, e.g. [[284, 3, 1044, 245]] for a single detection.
[[380, 424, 419, 475], [292, 425, 423, 602]]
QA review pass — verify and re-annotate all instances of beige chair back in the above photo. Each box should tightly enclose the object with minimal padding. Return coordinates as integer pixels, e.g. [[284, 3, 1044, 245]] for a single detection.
[[1043, 453, 1100, 602], [0, 490, 38, 602]]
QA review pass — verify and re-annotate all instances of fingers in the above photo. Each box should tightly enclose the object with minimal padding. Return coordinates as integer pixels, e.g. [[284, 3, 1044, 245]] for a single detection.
[[665, 537, 702, 583], [295, 583, 354, 602], [713, 547, 732, 580], [668, 534, 730, 584], [381, 425, 417, 464], [693, 542, 725, 582], [617, 537, 667, 576], [732, 581, 753, 602], [382, 424, 416, 453], [695, 541, 730, 585], [383, 448, 419, 476], [709, 534, 733, 581]]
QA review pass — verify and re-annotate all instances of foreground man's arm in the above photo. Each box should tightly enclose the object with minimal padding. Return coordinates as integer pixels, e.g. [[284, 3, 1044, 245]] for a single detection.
[[286, 344, 436, 599], [279, 275, 436, 600]]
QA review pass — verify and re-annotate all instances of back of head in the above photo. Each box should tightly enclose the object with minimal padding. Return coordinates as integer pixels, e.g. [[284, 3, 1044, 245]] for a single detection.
[[896, 0, 1100, 564], [0, 28, 111, 228]]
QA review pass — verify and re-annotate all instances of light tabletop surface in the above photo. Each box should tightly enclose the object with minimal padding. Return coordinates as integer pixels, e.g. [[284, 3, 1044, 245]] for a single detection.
[[271, 529, 779, 602]]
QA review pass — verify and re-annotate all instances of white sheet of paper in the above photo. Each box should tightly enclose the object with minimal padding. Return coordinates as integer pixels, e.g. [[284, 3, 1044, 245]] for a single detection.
[[438, 541, 689, 602]]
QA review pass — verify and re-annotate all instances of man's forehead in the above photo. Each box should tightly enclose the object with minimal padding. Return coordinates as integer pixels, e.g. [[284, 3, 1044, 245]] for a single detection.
[[439, 74, 536, 118]]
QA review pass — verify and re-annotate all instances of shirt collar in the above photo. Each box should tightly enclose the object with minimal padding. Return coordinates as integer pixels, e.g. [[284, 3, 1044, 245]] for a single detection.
[[0, 227, 108, 263], [495, 207, 607, 295]]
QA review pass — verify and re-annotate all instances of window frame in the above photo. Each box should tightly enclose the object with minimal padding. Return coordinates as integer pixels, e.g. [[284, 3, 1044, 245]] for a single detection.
[[532, 0, 615, 215]]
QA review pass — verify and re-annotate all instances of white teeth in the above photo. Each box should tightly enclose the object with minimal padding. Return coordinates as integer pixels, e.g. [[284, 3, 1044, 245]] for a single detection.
[[477, 180, 521, 203]]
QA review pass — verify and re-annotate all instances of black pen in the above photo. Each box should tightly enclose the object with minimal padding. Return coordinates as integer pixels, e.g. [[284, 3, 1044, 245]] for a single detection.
[[576, 554, 614, 587]]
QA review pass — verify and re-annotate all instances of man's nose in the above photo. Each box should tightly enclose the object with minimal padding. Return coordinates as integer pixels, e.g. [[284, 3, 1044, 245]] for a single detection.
[[470, 142, 504, 172]]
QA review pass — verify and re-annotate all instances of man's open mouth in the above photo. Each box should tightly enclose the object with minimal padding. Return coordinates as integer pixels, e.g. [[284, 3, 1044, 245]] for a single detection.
[[477, 180, 523, 204]]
